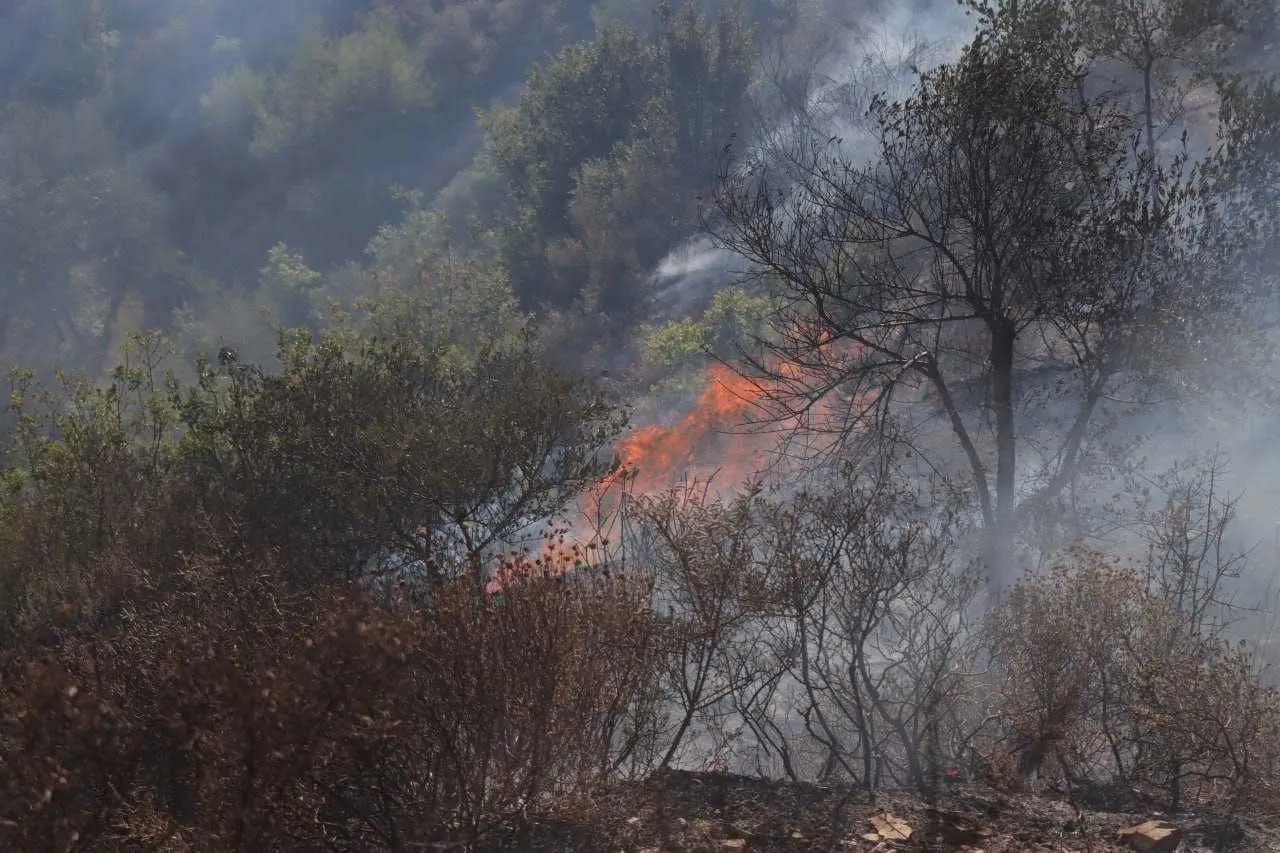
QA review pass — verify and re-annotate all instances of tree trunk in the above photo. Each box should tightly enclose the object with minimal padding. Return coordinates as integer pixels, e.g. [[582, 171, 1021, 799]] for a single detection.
[[990, 319, 1018, 586]]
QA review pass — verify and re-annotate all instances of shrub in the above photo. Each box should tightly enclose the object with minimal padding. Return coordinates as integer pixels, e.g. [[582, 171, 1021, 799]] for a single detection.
[[986, 547, 1280, 811], [0, 543, 665, 850]]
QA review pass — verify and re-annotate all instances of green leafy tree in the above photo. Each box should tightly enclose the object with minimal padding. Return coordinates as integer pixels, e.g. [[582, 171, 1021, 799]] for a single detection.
[[0, 0, 116, 106], [0, 332, 186, 639], [485, 25, 659, 297], [643, 286, 772, 368], [0, 102, 179, 369], [653, 0, 753, 189], [246, 14, 434, 158], [177, 326, 623, 588], [485, 2, 753, 314]]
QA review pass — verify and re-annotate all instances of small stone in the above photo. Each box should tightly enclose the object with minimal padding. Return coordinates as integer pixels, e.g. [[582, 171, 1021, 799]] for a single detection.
[[867, 811, 913, 842], [1118, 819, 1182, 853]]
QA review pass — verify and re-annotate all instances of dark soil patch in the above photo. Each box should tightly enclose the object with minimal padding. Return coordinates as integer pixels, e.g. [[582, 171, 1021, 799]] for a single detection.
[[478, 770, 1280, 852]]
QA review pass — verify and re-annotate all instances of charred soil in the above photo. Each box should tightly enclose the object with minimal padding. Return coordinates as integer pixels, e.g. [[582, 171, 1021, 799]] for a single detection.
[[488, 770, 1280, 853]]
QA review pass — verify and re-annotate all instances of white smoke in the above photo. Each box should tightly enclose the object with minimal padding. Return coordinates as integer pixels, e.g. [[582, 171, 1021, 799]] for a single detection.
[[636, 0, 1280, 783], [647, 0, 975, 317]]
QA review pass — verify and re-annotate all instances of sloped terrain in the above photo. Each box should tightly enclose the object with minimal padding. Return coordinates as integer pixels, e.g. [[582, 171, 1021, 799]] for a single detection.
[[499, 770, 1280, 852]]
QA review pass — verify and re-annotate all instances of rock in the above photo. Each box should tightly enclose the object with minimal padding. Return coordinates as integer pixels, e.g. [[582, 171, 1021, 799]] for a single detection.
[[867, 811, 913, 842], [1118, 819, 1182, 853], [721, 839, 747, 851]]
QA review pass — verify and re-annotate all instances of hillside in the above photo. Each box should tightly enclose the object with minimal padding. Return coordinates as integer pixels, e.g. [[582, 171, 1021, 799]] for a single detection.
[[481, 770, 1280, 852], [3, 1, 1280, 850]]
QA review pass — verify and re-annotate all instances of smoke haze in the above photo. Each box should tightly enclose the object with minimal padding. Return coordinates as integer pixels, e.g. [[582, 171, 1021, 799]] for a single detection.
[[3, 0, 1279, 598]]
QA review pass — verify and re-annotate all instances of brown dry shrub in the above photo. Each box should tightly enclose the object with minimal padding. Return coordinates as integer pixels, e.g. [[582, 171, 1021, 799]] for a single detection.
[[0, 547, 665, 851], [986, 547, 1280, 812]]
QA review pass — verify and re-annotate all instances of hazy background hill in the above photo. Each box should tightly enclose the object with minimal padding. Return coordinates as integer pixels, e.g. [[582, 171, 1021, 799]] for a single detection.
[[0, 0, 820, 377]]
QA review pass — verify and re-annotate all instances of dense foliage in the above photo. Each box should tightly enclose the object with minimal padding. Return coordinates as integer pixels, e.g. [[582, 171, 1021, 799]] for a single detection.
[[0, 0, 776, 378]]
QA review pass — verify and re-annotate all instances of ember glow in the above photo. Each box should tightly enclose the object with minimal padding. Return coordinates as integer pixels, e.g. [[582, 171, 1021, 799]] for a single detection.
[[483, 536, 604, 597]]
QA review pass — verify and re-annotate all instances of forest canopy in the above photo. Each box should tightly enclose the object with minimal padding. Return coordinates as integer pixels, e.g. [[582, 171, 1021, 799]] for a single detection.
[[0, 0, 779, 377]]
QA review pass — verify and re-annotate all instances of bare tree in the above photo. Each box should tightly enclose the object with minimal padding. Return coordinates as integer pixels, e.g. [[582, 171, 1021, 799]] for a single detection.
[[728, 465, 982, 793], [710, 0, 1266, 581], [629, 478, 783, 770]]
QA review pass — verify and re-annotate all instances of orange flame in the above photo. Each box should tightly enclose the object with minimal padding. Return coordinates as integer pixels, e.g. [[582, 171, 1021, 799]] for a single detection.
[[588, 363, 775, 514], [588, 331, 867, 517], [490, 336, 864, 596]]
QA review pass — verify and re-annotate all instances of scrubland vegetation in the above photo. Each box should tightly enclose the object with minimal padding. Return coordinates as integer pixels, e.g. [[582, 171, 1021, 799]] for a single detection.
[[4, 0, 1280, 849]]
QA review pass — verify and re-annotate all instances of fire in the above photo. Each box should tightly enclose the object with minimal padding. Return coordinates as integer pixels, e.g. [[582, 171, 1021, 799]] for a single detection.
[[588, 331, 866, 517], [488, 335, 864, 597], [485, 363, 773, 597], [589, 363, 776, 513]]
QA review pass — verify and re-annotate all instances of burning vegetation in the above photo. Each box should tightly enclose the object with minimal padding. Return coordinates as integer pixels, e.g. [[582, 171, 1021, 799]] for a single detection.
[[591, 325, 868, 521], [2, 0, 1280, 850], [590, 363, 777, 517]]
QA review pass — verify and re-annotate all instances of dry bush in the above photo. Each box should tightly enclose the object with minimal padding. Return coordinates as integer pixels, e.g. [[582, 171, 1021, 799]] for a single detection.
[[985, 553, 1169, 792], [987, 546, 1280, 813], [628, 479, 784, 771], [1125, 632, 1280, 814], [0, 325, 658, 850], [0, 540, 666, 851], [623, 467, 983, 792], [0, 336, 204, 644]]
